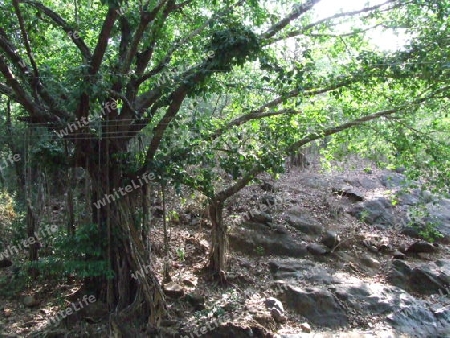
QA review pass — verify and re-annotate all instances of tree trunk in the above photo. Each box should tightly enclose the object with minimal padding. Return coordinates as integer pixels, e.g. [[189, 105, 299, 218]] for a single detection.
[[208, 200, 228, 280], [26, 202, 39, 279], [86, 159, 167, 333]]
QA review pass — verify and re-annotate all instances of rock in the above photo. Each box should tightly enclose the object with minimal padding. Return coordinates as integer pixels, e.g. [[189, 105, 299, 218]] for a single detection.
[[182, 279, 196, 287], [401, 225, 421, 239], [332, 186, 364, 202], [349, 197, 394, 226], [307, 243, 330, 255], [23, 295, 39, 307], [359, 177, 380, 189], [184, 293, 205, 311], [269, 259, 337, 284], [202, 322, 273, 338], [360, 255, 380, 269], [380, 172, 406, 188], [389, 259, 450, 296], [272, 225, 289, 234], [392, 251, 406, 259], [260, 195, 277, 207], [229, 222, 307, 257], [285, 208, 323, 235], [396, 189, 422, 206], [253, 314, 277, 332], [260, 181, 275, 192], [163, 282, 184, 298], [249, 212, 273, 225], [0, 258, 12, 268], [388, 299, 450, 337], [426, 198, 450, 243], [270, 308, 286, 323], [264, 297, 284, 313], [333, 281, 450, 336], [277, 284, 348, 328], [321, 230, 340, 249], [300, 322, 311, 333], [406, 241, 436, 254]]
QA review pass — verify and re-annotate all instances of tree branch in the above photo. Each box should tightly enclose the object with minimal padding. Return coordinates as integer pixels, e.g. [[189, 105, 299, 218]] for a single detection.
[[214, 87, 446, 205], [267, 0, 400, 44], [23, 0, 91, 61], [90, 8, 118, 75], [0, 55, 41, 117], [136, 0, 246, 87], [12, 0, 38, 77], [286, 89, 447, 153], [209, 77, 354, 140], [210, 108, 300, 139], [0, 83, 14, 97], [144, 87, 188, 163], [260, 0, 322, 40], [120, 0, 172, 74]]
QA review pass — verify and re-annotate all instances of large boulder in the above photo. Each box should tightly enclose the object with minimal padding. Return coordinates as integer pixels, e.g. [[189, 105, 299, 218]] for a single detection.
[[349, 197, 394, 226], [388, 259, 450, 295], [274, 283, 348, 328], [426, 198, 450, 242], [229, 222, 307, 257], [284, 208, 323, 235]]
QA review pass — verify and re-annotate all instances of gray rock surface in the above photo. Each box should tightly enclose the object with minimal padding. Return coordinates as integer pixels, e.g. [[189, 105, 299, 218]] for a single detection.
[[229, 222, 307, 257], [285, 208, 323, 234]]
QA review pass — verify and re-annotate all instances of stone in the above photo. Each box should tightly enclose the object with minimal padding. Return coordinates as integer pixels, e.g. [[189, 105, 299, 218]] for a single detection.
[[278, 284, 348, 328], [380, 172, 406, 188], [229, 222, 308, 257], [392, 251, 406, 259], [349, 197, 394, 226], [163, 282, 184, 298], [307, 243, 330, 255], [264, 297, 284, 313], [285, 208, 323, 235], [389, 259, 450, 296], [249, 212, 273, 225], [269, 259, 338, 285], [270, 308, 286, 323], [406, 241, 436, 254], [184, 293, 205, 311], [321, 230, 340, 249], [260, 195, 276, 207], [23, 295, 39, 307], [300, 322, 311, 333], [360, 255, 380, 268], [332, 186, 364, 202]]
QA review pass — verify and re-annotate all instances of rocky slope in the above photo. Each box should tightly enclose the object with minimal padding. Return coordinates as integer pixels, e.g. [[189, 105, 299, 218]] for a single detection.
[[1, 163, 449, 337]]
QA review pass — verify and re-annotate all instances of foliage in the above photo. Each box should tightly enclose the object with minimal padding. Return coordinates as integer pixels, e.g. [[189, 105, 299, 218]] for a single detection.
[[407, 203, 444, 242], [1, 0, 450, 298], [34, 223, 113, 279]]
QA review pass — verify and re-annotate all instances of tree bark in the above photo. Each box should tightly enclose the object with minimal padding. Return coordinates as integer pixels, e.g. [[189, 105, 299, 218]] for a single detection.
[[85, 153, 166, 333], [208, 200, 228, 280]]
